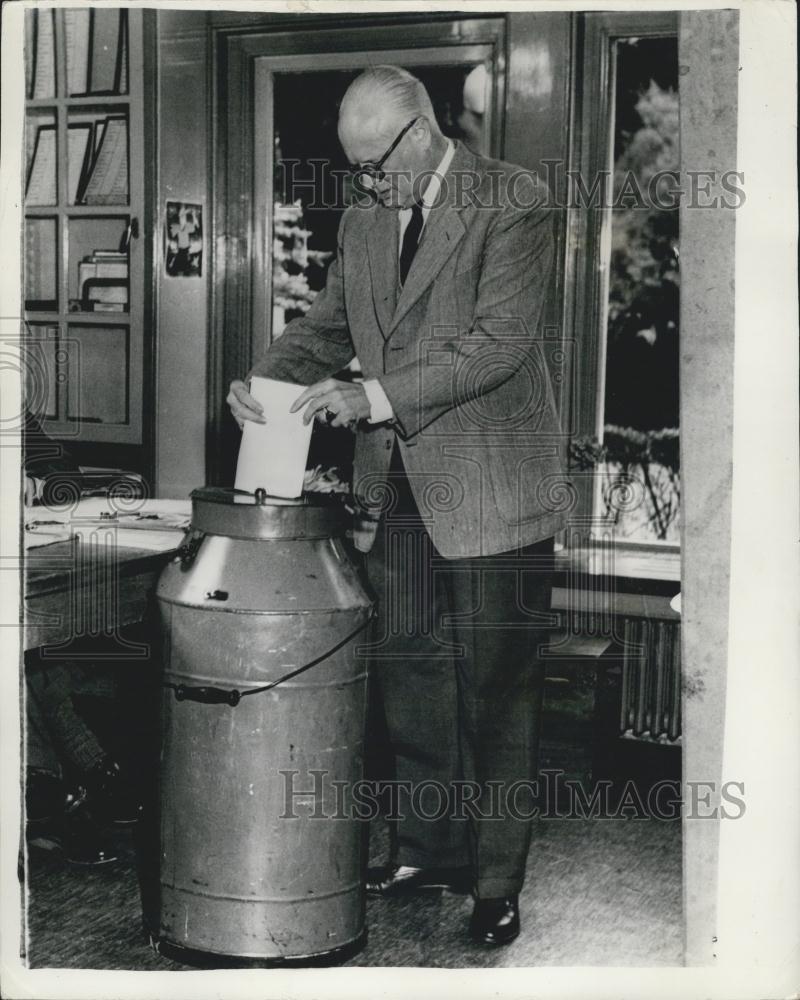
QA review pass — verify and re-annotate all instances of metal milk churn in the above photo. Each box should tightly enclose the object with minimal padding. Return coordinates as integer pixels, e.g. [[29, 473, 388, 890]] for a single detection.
[[155, 487, 374, 961]]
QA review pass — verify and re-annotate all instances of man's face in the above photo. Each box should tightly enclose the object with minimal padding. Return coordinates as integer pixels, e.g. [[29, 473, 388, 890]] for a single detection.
[[339, 112, 429, 210]]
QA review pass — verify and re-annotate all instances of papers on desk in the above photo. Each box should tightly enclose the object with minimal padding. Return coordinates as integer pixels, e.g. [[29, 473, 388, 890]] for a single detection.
[[234, 377, 313, 499], [25, 529, 72, 550], [112, 528, 184, 552], [24, 498, 192, 552]]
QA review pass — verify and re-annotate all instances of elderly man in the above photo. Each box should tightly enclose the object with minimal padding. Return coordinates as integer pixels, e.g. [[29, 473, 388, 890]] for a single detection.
[[228, 66, 567, 946]]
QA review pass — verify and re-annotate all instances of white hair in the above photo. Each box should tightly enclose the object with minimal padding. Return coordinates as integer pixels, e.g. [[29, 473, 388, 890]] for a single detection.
[[340, 65, 440, 139]]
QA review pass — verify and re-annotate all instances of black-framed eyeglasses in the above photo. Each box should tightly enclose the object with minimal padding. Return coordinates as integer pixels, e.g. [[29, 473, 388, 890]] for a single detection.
[[352, 117, 420, 188]]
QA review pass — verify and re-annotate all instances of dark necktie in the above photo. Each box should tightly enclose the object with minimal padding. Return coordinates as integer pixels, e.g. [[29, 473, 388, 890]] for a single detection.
[[399, 202, 424, 287]]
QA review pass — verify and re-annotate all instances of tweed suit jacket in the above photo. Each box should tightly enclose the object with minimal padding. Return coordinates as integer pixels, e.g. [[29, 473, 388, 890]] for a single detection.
[[248, 141, 570, 558]]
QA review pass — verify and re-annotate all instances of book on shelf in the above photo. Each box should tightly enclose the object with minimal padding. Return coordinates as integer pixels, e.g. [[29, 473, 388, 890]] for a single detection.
[[79, 248, 129, 311], [81, 116, 128, 205], [73, 120, 99, 205], [25, 124, 56, 205], [82, 278, 129, 312], [24, 11, 34, 99], [67, 123, 93, 205], [93, 118, 107, 160], [89, 8, 128, 95], [118, 13, 129, 94], [26, 9, 56, 100], [22, 10, 36, 101], [24, 220, 57, 311], [79, 252, 128, 291], [65, 9, 91, 96]]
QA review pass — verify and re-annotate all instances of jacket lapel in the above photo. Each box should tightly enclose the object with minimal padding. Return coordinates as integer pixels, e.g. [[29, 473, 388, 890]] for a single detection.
[[387, 142, 475, 336], [366, 207, 399, 338]]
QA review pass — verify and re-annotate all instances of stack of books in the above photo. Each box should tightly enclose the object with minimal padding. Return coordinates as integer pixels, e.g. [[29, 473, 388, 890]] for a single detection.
[[79, 249, 128, 312]]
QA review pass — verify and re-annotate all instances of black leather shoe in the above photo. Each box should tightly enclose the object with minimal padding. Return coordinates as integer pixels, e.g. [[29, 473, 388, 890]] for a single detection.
[[86, 755, 142, 825], [61, 789, 118, 867], [469, 896, 520, 945], [366, 863, 472, 896]]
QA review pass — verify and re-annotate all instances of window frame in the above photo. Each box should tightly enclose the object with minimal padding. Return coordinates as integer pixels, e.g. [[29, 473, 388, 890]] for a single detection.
[[560, 10, 680, 572]]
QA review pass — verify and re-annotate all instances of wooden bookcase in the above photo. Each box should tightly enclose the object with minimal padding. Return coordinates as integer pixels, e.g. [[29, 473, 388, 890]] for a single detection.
[[23, 8, 148, 449]]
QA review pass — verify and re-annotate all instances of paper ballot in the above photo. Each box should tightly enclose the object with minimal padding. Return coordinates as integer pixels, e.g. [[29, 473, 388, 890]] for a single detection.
[[234, 377, 313, 498]]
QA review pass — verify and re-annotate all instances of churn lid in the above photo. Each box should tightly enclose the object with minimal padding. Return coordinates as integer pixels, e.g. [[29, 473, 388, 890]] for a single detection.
[[189, 487, 349, 540]]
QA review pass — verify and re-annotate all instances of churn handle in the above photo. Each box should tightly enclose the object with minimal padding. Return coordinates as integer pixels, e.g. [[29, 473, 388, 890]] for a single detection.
[[164, 608, 375, 707]]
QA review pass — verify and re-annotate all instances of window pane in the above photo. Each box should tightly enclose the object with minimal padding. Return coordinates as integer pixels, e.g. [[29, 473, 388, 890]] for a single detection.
[[68, 215, 130, 310], [599, 36, 680, 543], [24, 324, 59, 420], [24, 217, 59, 311], [65, 324, 129, 424], [70, 108, 129, 207], [26, 9, 56, 100], [25, 110, 57, 207]]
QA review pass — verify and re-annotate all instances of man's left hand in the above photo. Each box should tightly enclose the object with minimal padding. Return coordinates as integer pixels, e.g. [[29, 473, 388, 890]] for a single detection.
[[291, 379, 371, 428]]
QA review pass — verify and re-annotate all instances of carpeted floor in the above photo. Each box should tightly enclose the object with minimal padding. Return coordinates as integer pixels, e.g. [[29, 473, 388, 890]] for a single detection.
[[21, 737, 683, 969], [23, 813, 681, 969]]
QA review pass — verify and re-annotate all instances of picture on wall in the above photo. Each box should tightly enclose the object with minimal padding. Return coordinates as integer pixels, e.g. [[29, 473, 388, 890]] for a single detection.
[[164, 200, 202, 277]]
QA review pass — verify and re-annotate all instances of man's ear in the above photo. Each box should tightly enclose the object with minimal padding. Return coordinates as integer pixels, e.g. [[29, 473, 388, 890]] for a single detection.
[[414, 116, 433, 152]]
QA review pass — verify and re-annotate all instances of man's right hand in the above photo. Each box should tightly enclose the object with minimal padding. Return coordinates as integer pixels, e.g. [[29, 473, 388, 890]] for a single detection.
[[227, 380, 266, 431]]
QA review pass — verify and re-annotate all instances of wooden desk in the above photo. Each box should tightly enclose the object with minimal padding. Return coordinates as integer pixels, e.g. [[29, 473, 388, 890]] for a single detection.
[[25, 539, 179, 652]]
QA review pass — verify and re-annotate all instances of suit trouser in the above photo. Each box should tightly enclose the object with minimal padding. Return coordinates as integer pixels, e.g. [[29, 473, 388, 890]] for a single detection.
[[363, 447, 554, 898], [25, 661, 107, 773]]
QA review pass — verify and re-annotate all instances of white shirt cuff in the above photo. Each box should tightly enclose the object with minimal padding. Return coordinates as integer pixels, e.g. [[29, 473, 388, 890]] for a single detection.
[[362, 379, 394, 424]]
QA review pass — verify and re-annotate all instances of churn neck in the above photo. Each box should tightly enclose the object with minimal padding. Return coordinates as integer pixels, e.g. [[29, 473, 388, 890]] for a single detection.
[[189, 487, 348, 541]]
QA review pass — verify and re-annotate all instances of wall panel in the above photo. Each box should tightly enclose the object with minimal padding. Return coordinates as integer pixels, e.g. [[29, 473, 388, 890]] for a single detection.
[[155, 10, 209, 498]]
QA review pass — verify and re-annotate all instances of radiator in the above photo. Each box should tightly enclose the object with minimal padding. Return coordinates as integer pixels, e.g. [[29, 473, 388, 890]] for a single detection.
[[619, 617, 682, 743], [550, 594, 683, 745]]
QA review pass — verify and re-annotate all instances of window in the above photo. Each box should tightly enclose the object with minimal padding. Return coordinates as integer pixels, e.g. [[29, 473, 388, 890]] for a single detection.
[[568, 13, 680, 552]]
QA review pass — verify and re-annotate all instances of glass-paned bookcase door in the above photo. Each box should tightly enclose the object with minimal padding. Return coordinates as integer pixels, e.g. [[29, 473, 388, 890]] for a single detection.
[[23, 7, 143, 445]]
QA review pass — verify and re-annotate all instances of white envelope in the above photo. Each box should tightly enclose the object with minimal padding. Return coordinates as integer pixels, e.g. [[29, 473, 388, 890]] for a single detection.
[[234, 377, 312, 498]]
